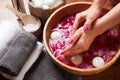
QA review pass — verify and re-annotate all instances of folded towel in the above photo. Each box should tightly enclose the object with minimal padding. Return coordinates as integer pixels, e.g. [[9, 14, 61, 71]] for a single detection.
[[0, 74, 8, 80], [13, 42, 43, 80], [23, 49, 82, 80], [0, 42, 43, 80], [0, 20, 21, 59], [0, 49, 7, 61], [23, 51, 65, 80], [0, 31, 37, 76]]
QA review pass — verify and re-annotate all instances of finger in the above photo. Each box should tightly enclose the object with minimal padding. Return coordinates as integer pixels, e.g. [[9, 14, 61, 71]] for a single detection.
[[72, 14, 84, 34], [62, 46, 73, 58], [61, 27, 83, 58], [63, 39, 83, 57], [71, 27, 83, 43], [83, 17, 93, 32], [63, 45, 84, 57], [61, 45, 72, 53], [64, 37, 89, 57]]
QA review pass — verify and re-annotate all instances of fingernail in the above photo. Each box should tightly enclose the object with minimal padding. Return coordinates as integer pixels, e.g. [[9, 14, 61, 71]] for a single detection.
[[68, 38, 74, 44], [83, 26, 89, 32], [61, 52, 64, 55]]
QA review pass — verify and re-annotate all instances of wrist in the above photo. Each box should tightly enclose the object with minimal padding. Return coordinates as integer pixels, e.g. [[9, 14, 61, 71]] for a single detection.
[[92, 19, 108, 36], [91, 0, 107, 11], [92, 20, 104, 37]]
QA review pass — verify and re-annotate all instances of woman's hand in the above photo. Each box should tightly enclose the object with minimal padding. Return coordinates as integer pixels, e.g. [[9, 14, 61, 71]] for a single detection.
[[62, 2, 120, 58], [72, 6, 101, 33], [72, 0, 106, 34], [62, 26, 98, 58]]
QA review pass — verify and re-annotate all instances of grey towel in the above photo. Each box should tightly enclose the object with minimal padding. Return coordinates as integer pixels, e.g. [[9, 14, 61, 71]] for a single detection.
[[0, 74, 8, 80], [24, 50, 82, 80], [0, 49, 8, 60], [0, 31, 37, 76], [0, 31, 20, 60]]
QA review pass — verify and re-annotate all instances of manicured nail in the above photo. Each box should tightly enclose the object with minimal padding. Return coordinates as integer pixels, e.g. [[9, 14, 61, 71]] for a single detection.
[[61, 52, 64, 55], [83, 26, 89, 32], [68, 38, 74, 44]]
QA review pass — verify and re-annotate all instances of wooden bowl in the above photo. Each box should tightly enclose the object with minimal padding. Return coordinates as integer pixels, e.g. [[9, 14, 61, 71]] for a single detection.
[[43, 2, 120, 75]]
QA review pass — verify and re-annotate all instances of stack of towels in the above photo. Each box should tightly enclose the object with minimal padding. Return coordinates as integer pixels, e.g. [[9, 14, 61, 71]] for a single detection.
[[0, 20, 43, 80], [0, 17, 83, 80]]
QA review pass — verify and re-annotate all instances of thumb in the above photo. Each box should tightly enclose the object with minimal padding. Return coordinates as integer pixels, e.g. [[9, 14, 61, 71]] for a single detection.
[[72, 14, 85, 34]]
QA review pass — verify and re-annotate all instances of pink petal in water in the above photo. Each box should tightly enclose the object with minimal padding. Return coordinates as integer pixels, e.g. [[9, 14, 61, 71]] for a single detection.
[[107, 28, 118, 38], [57, 55, 65, 63], [50, 43, 56, 51], [97, 49, 105, 57], [102, 55, 113, 63], [80, 62, 94, 69]]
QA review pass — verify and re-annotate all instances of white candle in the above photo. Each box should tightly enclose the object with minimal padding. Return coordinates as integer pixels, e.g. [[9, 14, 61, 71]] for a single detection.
[[92, 56, 105, 68], [71, 55, 83, 65], [50, 31, 62, 40]]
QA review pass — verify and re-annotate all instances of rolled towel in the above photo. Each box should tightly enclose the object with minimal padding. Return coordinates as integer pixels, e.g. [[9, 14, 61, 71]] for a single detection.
[[0, 31, 37, 76], [0, 20, 21, 59]]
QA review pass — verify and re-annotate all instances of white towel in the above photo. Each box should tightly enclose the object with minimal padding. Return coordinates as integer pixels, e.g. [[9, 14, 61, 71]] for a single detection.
[[0, 20, 21, 59]]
